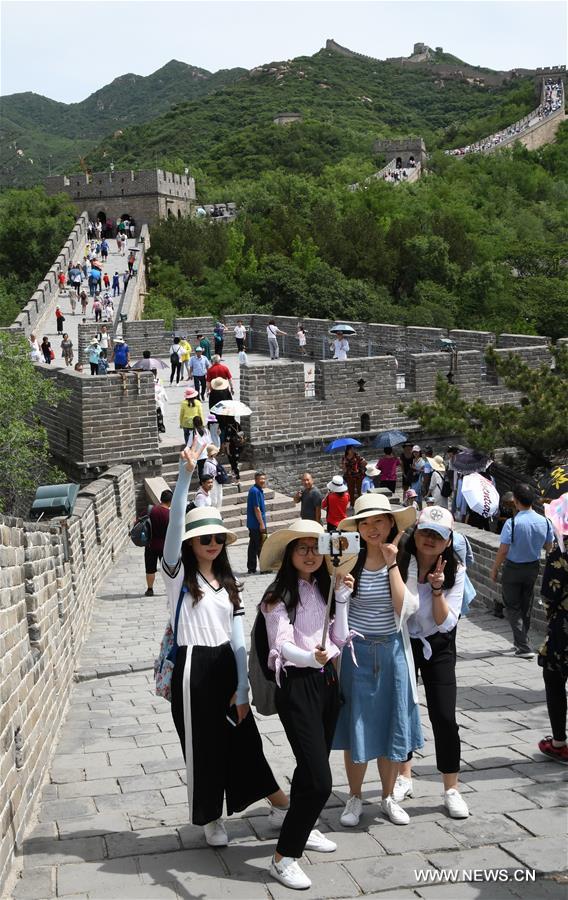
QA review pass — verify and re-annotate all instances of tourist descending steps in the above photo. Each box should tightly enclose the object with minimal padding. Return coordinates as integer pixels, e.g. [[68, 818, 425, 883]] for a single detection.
[[260, 520, 353, 890], [394, 506, 470, 819], [332, 494, 423, 828], [162, 440, 288, 846]]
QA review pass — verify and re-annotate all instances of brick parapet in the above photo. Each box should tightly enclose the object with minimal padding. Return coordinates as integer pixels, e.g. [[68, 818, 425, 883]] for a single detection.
[[0, 466, 135, 891]]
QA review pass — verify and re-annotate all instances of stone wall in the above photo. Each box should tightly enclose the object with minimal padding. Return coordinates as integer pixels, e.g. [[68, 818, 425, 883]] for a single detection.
[[11, 212, 89, 337], [0, 466, 135, 891], [33, 367, 161, 507], [119, 224, 151, 323]]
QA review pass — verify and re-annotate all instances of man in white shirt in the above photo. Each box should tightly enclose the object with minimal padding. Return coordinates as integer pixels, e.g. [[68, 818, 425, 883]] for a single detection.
[[193, 476, 214, 508], [267, 320, 287, 360]]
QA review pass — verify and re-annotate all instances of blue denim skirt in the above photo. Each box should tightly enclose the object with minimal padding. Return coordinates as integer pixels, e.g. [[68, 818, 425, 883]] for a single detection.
[[332, 633, 424, 763]]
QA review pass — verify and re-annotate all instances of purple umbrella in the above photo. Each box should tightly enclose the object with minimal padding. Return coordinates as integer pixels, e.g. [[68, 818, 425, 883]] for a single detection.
[[132, 357, 169, 370]]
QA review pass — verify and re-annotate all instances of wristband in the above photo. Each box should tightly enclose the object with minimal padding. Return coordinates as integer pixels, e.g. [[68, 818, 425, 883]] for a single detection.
[[387, 564, 398, 572], [432, 587, 443, 595]]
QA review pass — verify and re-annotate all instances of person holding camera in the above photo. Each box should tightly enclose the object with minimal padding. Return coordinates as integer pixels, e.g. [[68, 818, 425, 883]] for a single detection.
[[260, 521, 354, 890], [394, 506, 469, 819], [332, 494, 422, 827]]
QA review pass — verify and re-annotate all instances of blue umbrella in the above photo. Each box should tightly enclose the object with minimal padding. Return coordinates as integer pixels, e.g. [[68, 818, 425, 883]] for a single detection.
[[372, 430, 408, 449], [325, 437, 362, 453]]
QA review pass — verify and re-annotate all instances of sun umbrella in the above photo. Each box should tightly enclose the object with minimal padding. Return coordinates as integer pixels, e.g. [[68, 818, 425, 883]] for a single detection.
[[544, 494, 568, 543], [372, 430, 407, 449], [324, 437, 362, 453], [329, 324, 356, 335], [453, 449, 489, 475], [131, 357, 169, 370], [209, 400, 252, 417], [461, 473, 499, 518], [538, 465, 568, 501]]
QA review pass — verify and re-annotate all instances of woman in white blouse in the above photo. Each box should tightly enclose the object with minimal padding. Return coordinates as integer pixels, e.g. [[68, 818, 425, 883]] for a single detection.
[[394, 506, 469, 819]]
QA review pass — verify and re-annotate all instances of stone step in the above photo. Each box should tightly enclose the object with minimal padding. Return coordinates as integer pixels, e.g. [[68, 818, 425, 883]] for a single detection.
[[233, 515, 298, 544], [221, 498, 292, 529]]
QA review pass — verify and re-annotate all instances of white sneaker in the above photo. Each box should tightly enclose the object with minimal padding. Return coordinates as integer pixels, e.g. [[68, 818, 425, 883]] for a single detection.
[[340, 794, 363, 827], [270, 855, 311, 890], [392, 775, 414, 803], [381, 795, 410, 825], [304, 829, 337, 852], [444, 788, 469, 819], [203, 818, 228, 846], [267, 803, 289, 829]]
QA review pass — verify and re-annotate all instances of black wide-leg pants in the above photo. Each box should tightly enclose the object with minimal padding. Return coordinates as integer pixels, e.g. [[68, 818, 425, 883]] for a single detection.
[[171, 643, 279, 825], [275, 663, 340, 859]]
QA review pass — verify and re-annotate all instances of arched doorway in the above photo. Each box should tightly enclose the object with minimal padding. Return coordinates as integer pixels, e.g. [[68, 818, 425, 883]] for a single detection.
[[395, 157, 402, 169]]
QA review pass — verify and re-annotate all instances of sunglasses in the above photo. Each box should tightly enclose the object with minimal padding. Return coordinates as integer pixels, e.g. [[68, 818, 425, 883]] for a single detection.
[[199, 534, 226, 546]]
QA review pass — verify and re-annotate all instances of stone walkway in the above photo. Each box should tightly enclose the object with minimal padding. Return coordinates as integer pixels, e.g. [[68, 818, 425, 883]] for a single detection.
[[9, 541, 567, 900], [33, 237, 132, 370]]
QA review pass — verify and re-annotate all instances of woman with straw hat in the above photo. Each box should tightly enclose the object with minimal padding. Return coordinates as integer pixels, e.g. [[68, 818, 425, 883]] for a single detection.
[[179, 388, 203, 445], [162, 440, 287, 846], [332, 493, 423, 828], [322, 476, 350, 532], [259, 520, 355, 890]]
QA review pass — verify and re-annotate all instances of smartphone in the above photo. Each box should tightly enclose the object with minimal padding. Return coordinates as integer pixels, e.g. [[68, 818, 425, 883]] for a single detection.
[[226, 706, 239, 727], [317, 532, 360, 557]]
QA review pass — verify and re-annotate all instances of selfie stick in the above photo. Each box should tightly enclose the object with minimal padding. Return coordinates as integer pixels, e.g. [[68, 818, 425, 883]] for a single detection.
[[320, 554, 342, 650]]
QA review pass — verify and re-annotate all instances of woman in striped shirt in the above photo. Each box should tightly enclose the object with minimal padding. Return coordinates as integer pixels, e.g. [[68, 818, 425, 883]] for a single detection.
[[332, 493, 423, 826], [260, 520, 354, 891]]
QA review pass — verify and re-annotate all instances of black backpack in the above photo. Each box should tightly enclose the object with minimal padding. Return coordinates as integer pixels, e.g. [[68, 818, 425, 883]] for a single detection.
[[215, 462, 230, 485], [249, 584, 296, 715], [129, 515, 152, 547], [441, 476, 453, 498]]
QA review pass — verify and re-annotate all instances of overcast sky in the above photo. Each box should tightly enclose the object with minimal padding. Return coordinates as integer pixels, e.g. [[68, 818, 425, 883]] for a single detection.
[[1, 0, 566, 103]]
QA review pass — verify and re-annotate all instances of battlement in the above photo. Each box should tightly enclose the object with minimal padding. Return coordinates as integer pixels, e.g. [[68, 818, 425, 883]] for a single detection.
[[373, 137, 427, 167], [44, 168, 196, 228]]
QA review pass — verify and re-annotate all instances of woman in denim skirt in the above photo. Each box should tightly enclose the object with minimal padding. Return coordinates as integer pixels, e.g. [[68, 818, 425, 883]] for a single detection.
[[332, 493, 423, 826]]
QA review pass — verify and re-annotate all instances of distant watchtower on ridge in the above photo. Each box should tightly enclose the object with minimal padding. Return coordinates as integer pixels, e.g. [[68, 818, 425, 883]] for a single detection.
[[44, 168, 196, 233], [373, 137, 427, 168]]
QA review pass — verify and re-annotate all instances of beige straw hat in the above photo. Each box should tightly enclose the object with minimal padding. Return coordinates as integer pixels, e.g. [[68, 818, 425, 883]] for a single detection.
[[182, 506, 237, 544], [260, 520, 325, 572], [339, 492, 416, 533]]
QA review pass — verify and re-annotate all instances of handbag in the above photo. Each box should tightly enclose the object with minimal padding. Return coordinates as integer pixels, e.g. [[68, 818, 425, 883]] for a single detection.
[[154, 584, 187, 702]]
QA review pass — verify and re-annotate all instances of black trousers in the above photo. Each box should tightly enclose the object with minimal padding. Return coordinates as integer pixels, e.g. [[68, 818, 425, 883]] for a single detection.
[[247, 528, 262, 573], [501, 560, 539, 653], [410, 628, 460, 773], [214, 339, 224, 357], [171, 644, 278, 825], [380, 479, 396, 493], [194, 375, 206, 399], [275, 664, 340, 858], [543, 667, 567, 742], [236, 337, 245, 352], [170, 359, 182, 384]]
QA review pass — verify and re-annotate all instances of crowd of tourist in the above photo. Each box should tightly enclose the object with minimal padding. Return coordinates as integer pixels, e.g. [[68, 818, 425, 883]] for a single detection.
[[446, 78, 564, 157], [149, 431, 565, 891]]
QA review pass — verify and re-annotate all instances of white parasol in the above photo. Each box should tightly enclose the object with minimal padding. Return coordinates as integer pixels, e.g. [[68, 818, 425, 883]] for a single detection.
[[461, 473, 499, 518], [209, 400, 252, 417]]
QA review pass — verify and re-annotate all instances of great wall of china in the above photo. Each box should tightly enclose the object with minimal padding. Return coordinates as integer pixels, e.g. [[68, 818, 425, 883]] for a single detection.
[[1, 58, 567, 890]]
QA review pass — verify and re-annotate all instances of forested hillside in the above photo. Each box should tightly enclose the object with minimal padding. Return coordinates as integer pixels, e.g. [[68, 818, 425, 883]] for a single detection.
[[0, 61, 246, 187], [86, 50, 537, 196], [143, 123, 568, 340]]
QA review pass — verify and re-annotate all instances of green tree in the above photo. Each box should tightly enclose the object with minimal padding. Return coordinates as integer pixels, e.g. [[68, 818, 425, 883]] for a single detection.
[[405, 346, 568, 468], [0, 332, 65, 514]]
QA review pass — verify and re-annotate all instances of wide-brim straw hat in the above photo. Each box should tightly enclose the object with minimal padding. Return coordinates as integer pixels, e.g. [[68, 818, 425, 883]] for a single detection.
[[206, 444, 219, 457], [365, 464, 381, 477], [327, 475, 348, 493], [211, 377, 230, 390], [339, 492, 416, 533], [184, 388, 199, 399], [114, 337, 125, 344], [260, 519, 358, 576], [182, 506, 237, 544], [429, 455, 446, 473]]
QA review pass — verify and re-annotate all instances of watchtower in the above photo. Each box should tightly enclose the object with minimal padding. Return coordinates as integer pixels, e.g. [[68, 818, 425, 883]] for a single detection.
[[373, 137, 427, 169], [44, 168, 196, 233]]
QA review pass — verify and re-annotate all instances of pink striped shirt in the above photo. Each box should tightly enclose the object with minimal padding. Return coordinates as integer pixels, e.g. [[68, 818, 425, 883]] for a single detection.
[[262, 579, 345, 684]]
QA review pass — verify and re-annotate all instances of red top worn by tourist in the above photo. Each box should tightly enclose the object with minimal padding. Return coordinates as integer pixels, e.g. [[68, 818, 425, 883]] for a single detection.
[[322, 492, 350, 528]]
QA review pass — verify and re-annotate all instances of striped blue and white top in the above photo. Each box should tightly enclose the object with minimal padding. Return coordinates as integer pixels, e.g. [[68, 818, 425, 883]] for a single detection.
[[348, 567, 397, 636]]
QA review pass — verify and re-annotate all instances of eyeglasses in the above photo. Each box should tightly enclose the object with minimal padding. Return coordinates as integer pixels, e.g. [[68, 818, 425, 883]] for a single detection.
[[199, 534, 226, 546], [295, 545, 322, 557]]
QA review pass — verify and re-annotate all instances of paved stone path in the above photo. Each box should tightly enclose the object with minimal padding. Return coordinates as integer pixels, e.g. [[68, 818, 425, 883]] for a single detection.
[[9, 541, 567, 900], [33, 237, 132, 370]]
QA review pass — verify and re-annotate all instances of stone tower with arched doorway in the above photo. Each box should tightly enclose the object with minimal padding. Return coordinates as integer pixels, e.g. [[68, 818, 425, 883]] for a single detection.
[[44, 169, 196, 234]]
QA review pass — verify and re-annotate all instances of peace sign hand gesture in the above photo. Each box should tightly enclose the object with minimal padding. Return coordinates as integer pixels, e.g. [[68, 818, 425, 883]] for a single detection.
[[180, 435, 202, 473], [381, 531, 402, 569], [427, 555, 446, 592]]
